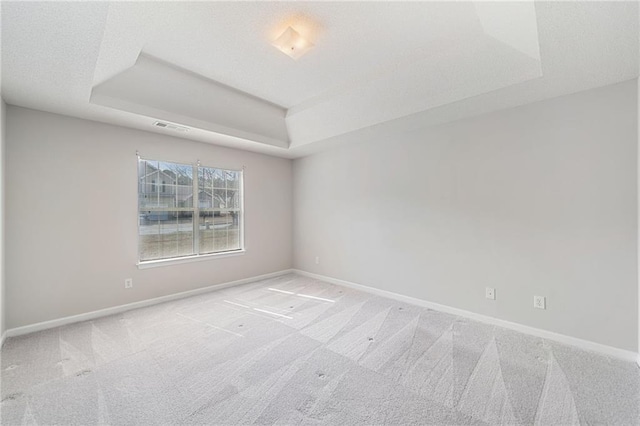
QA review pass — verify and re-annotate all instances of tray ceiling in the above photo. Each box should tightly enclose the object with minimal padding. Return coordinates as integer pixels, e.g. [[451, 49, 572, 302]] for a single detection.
[[1, 1, 638, 158]]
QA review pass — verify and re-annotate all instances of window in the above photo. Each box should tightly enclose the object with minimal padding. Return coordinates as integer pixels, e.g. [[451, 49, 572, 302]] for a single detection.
[[138, 158, 243, 263]]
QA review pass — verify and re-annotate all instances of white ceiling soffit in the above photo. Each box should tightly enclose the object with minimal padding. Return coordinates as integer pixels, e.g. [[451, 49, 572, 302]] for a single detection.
[[91, 54, 289, 149], [1, 1, 638, 158]]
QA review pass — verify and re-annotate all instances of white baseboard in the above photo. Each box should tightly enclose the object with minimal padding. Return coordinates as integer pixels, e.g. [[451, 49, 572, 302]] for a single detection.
[[5, 269, 293, 339], [0, 330, 6, 349], [294, 269, 639, 364]]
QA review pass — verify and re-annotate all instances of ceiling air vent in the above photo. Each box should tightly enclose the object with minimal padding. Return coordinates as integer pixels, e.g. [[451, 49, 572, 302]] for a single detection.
[[153, 121, 189, 132]]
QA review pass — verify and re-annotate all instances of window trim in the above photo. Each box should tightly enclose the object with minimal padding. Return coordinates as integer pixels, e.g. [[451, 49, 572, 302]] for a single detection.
[[137, 157, 245, 266]]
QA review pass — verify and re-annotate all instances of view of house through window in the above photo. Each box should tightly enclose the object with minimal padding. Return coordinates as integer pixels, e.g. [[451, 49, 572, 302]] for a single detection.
[[138, 158, 243, 262]]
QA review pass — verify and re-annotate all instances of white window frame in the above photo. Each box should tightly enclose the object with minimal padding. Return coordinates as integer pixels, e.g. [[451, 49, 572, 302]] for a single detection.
[[137, 157, 245, 268]]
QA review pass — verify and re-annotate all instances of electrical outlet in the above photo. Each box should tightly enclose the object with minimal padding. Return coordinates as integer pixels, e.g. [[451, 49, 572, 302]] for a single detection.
[[315, 256, 320, 265], [124, 278, 133, 289], [485, 287, 495, 300], [534, 295, 546, 309]]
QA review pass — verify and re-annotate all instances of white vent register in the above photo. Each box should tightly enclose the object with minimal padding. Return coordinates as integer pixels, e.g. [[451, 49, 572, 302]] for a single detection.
[[153, 121, 189, 132]]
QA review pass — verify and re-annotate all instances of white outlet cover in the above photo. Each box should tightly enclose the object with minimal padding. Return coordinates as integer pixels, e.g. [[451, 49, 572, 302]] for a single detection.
[[485, 287, 496, 300], [125, 278, 133, 289], [534, 295, 546, 309]]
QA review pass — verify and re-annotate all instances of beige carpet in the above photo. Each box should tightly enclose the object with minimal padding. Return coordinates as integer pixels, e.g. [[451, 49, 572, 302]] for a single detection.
[[1, 273, 639, 425]]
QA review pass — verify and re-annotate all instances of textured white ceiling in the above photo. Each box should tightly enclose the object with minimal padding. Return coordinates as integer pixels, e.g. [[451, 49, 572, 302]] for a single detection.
[[1, 1, 638, 158]]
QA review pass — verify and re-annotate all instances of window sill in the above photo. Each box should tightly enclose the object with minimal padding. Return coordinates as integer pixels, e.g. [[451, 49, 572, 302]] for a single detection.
[[137, 249, 246, 269]]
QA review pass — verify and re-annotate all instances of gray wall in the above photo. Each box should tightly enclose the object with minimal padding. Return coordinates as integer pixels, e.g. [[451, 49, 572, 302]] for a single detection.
[[5, 107, 293, 329], [294, 80, 638, 352]]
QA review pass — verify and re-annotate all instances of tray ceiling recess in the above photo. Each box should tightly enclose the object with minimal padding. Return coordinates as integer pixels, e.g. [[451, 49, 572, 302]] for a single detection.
[[90, 1, 542, 151], [3, 1, 638, 157]]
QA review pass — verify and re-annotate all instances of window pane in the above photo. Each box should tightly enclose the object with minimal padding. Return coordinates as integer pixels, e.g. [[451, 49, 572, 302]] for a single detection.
[[198, 211, 215, 254], [213, 188, 226, 209], [212, 169, 225, 188], [139, 160, 159, 208], [139, 211, 194, 261], [227, 211, 241, 250], [226, 170, 240, 189], [139, 159, 242, 262], [227, 188, 240, 209], [139, 160, 194, 209], [159, 162, 193, 185], [176, 184, 193, 209], [197, 168, 211, 209], [199, 211, 241, 254], [198, 167, 214, 192]]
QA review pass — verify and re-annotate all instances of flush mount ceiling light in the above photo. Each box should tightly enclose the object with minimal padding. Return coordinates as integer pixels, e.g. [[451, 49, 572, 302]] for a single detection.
[[272, 26, 314, 60]]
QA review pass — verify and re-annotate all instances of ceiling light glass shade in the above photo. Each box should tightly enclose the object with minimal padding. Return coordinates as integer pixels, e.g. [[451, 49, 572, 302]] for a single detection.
[[272, 26, 314, 60]]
